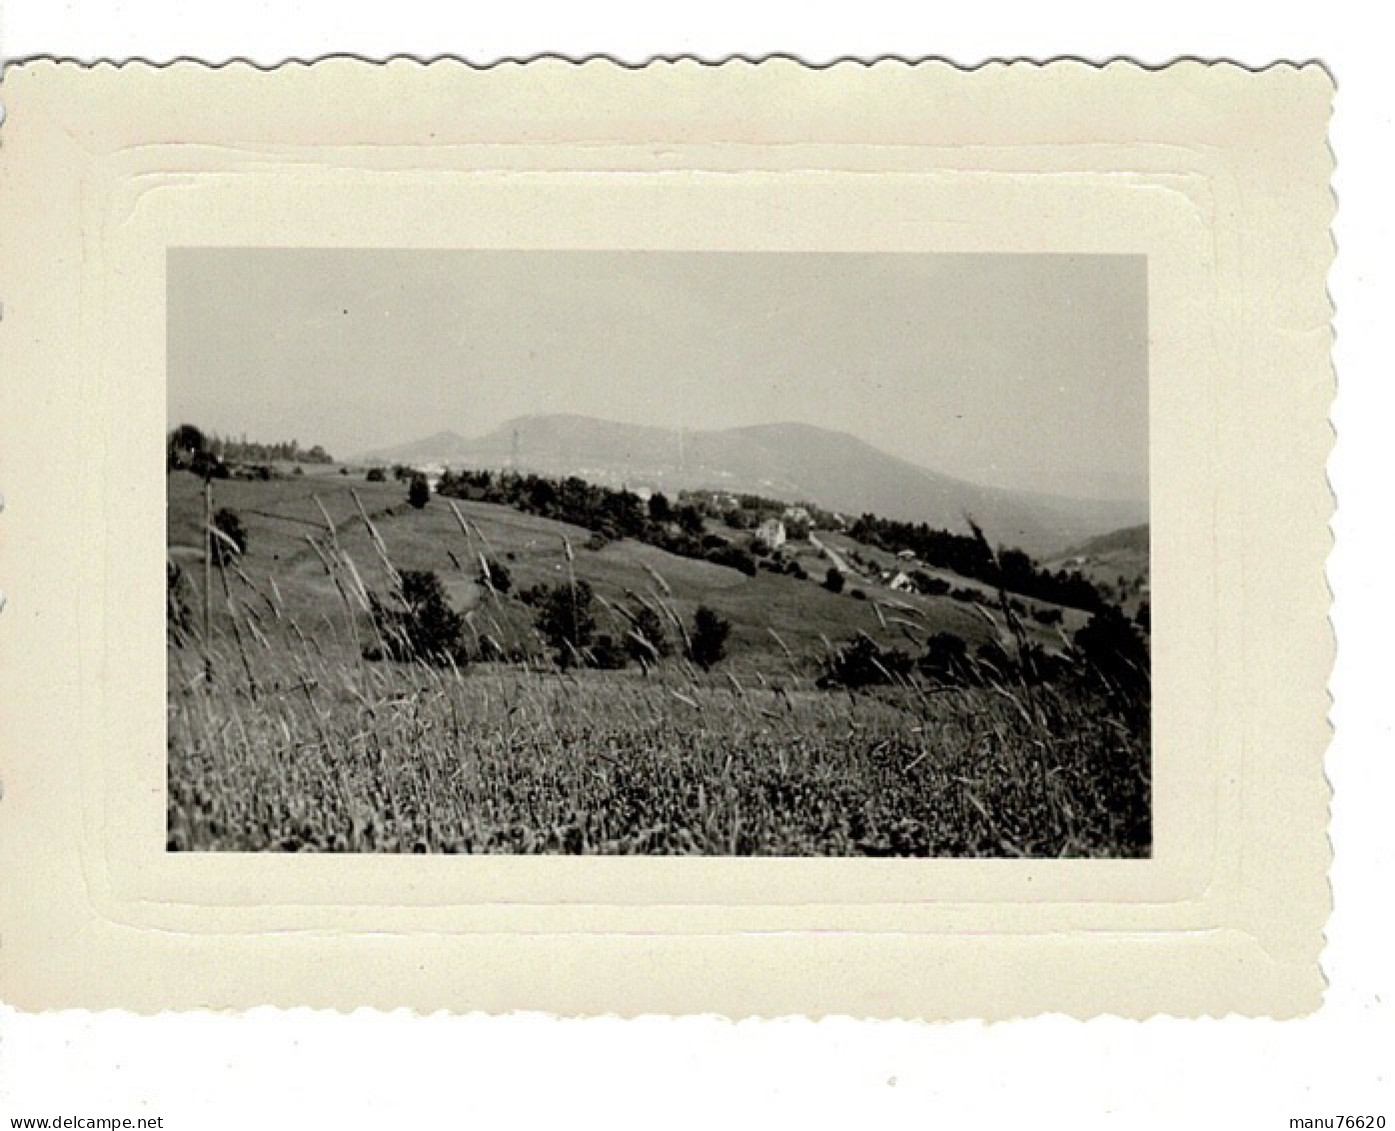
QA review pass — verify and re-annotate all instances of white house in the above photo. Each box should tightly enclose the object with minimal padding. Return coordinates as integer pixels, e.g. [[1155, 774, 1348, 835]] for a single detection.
[[754, 518, 787, 551], [888, 571, 917, 593]]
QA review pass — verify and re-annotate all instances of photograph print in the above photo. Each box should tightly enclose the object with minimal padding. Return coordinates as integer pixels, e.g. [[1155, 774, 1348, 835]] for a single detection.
[[166, 249, 1150, 857]]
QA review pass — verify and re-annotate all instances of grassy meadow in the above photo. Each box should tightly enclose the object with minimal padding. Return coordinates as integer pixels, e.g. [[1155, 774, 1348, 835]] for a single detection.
[[166, 468, 1150, 856]]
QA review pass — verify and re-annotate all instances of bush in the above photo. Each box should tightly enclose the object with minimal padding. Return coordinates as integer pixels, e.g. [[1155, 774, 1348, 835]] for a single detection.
[[819, 635, 915, 689], [625, 604, 671, 669], [366, 467, 387, 483], [704, 544, 757, 576], [477, 556, 512, 595], [211, 507, 248, 566], [1073, 606, 1150, 722], [368, 570, 466, 667], [822, 567, 845, 594], [919, 632, 971, 683], [849, 588, 867, 601], [689, 605, 731, 670], [189, 450, 230, 480], [534, 580, 597, 665], [407, 474, 430, 509], [517, 582, 549, 608], [588, 634, 629, 671]]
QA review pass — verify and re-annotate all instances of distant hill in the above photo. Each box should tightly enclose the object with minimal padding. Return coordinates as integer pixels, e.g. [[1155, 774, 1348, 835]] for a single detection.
[[1047, 523, 1150, 613], [360, 414, 1147, 557], [1058, 524, 1150, 560]]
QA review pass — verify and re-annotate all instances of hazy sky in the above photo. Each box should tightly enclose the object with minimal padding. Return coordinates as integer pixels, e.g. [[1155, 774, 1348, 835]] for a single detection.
[[168, 249, 1147, 501]]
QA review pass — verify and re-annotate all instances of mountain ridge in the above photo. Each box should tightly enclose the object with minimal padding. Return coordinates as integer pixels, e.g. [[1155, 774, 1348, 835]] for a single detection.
[[358, 414, 1146, 556]]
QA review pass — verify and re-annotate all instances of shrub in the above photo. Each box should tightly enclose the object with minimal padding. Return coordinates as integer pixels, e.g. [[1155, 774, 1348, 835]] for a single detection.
[[919, 631, 971, 683], [477, 556, 512, 595], [819, 635, 915, 689], [366, 467, 387, 483], [588, 634, 629, 671], [689, 605, 731, 670], [517, 582, 549, 608], [625, 604, 671, 669], [849, 588, 867, 601], [822, 567, 845, 594], [211, 507, 248, 567], [704, 544, 757, 576], [189, 450, 230, 480], [1073, 606, 1150, 722], [368, 570, 466, 667], [534, 579, 597, 665], [407, 474, 430, 509]]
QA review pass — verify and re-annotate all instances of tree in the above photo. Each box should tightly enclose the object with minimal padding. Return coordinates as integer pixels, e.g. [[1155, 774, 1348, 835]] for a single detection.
[[625, 604, 671, 669], [211, 507, 248, 566], [1073, 605, 1149, 707], [167, 424, 207, 470], [676, 504, 706, 538], [535, 580, 597, 665], [407, 474, 430, 509], [822, 567, 845, 594], [689, 605, 731, 670], [647, 492, 673, 524], [368, 570, 466, 666]]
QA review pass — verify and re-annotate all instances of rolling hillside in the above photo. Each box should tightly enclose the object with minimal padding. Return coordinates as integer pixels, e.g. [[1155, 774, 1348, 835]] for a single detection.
[[359, 414, 1147, 557], [1047, 523, 1150, 613], [167, 468, 1148, 856], [166, 471, 1090, 675]]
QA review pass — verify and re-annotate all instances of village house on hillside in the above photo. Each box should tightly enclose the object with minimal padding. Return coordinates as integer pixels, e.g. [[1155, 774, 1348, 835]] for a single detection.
[[754, 518, 787, 551], [888, 571, 917, 594]]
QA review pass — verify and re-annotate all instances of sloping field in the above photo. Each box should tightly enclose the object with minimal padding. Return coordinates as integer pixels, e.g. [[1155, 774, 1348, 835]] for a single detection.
[[166, 470, 1150, 857]]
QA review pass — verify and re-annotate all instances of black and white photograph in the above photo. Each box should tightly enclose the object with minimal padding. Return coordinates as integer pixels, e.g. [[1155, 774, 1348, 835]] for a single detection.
[[166, 249, 1151, 856]]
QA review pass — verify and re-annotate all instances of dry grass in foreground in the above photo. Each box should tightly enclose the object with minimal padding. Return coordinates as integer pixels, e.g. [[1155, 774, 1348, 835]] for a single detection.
[[168, 641, 1148, 856]]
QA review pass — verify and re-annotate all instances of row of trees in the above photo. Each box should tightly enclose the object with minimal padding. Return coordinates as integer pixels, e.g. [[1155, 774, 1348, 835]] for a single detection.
[[365, 568, 733, 674], [817, 604, 1150, 723], [167, 424, 333, 476], [846, 513, 1106, 613], [433, 469, 765, 575]]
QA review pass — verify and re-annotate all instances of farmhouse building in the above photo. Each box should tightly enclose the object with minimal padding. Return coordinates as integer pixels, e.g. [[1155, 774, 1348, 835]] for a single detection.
[[754, 518, 787, 551]]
